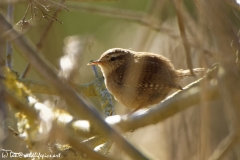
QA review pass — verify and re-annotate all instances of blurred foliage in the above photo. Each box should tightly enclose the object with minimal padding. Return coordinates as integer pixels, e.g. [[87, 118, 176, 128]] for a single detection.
[[1, 0, 240, 160]]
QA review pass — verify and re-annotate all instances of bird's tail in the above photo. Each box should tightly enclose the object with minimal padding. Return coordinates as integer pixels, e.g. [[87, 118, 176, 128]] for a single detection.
[[176, 68, 205, 78]]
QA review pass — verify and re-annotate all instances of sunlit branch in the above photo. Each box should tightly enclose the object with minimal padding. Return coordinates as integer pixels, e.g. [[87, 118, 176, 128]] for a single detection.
[[0, 13, 152, 160], [110, 71, 218, 132]]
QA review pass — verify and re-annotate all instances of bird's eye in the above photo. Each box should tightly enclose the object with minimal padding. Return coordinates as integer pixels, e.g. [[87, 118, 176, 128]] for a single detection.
[[110, 57, 116, 61]]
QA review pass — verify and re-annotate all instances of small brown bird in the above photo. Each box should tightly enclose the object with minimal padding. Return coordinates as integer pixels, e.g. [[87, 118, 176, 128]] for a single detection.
[[88, 48, 204, 112]]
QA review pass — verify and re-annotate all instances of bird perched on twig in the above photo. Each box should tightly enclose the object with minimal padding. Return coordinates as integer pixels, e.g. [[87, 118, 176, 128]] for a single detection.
[[88, 48, 204, 113]]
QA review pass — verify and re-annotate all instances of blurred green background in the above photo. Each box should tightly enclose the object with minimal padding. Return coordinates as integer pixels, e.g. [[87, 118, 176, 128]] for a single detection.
[[2, 0, 240, 159], [12, 0, 152, 81]]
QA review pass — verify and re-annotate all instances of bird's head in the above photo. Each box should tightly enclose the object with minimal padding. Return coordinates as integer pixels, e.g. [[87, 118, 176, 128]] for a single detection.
[[88, 48, 134, 76]]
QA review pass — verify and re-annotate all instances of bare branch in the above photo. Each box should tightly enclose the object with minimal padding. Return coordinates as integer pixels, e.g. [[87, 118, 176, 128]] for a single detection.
[[109, 67, 218, 132], [18, 78, 97, 96], [21, 0, 66, 78], [2, 90, 38, 120], [0, 13, 152, 160], [2, 88, 116, 159]]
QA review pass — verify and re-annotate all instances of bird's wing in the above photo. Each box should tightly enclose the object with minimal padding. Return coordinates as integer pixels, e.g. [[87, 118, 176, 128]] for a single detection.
[[115, 56, 181, 90], [138, 55, 181, 89]]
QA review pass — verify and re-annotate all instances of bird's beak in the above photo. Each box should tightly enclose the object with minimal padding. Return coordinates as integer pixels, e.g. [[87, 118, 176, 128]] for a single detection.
[[87, 60, 101, 66]]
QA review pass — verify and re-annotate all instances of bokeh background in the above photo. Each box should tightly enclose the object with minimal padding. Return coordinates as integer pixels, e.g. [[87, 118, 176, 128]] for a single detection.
[[1, 0, 240, 159]]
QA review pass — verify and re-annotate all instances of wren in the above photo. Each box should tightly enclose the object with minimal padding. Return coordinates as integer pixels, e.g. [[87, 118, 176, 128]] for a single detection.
[[88, 48, 204, 112]]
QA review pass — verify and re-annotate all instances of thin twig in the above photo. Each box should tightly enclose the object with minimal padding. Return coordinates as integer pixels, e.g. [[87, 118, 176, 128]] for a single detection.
[[6, 2, 14, 69], [37, 0, 65, 47], [21, 0, 66, 78], [46, 0, 69, 11], [20, 63, 30, 78], [208, 133, 239, 160], [5, 125, 20, 137], [174, 0, 195, 75], [33, 0, 63, 24], [91, 65, 99, 78]]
